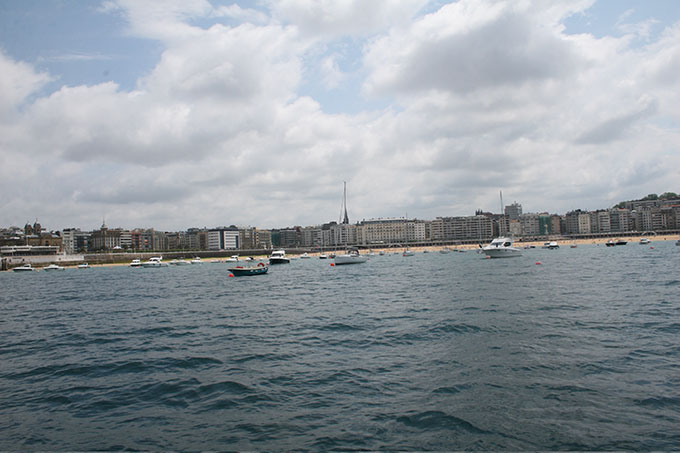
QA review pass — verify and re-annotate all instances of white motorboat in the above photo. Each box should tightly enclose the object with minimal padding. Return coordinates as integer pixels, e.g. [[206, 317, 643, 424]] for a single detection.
[[129, 259, 142, 267], [77, 263, 90, 269], [225, 255, 239, 262], [542, 241, 559, 249], [190, 257, 203, 264], [43, 264, 65, 271], [269, 250, 290, 264], [300, 253, 311, 259], [639, 237, 651, 245], [402, 249, 415, 256], [12, 263, 36, 272], [319, 254, 328, 259], [142, 256, 168, 267], [482, 237, 522, 258], [169, 259, 191, 265], [334, 248, 368, 265]]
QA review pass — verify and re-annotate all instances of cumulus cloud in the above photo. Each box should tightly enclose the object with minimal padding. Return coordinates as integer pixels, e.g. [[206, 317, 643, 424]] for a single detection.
[[1, 0, 679, 230]]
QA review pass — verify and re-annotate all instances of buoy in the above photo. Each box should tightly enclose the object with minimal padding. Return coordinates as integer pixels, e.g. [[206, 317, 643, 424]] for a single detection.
[[650, 247, 654, 249], [229, 273, 234, 277], [330, 263, 335, 267], [536, 261, 542, 265]]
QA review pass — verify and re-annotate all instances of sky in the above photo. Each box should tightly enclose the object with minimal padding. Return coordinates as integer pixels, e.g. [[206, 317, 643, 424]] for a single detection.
[[1, 0, 679, 231]]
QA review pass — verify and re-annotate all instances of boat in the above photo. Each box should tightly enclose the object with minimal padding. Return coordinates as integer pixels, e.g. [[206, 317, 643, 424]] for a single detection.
[[169, 259, 191, 265], [439, 247, 451, 254], [542, 241, 559, 249], [300, 253, 311, 259], [269, 250, 290, 264], [129, 259, 142, 267], [402, 249, 415, 256], [190, 257, 203, 264], [142, 256, 168, 267], [481, 237, 522, 258], [77, 263, 90, 269], [229, 262, 269, 276], [605, 239, 627, 247], [676, 240, 680, 246], [334, 248, 368, 265], [43, 264, 65, 271], [12, 263, 36, 272], [319, 254, 328, 259], [639, 237, 651, 245], [225, 255, 239, 262]]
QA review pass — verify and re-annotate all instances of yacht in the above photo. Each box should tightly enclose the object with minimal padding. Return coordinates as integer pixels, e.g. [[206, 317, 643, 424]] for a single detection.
[[334, 248, 368, 265], [169, 259, 191, 265], [77, 263, 91, 269], [269, 250, 290, 264], [43, 264, 65, 271], [639, 237, 651, 245], [225, 255, 240, 262], [142, 256, 168, 267], [542, 241, 559, 249], [318, 254, 328, 259], [481, 237, 522, 258], [190, 257, 203, 264], [12, 263, 36, 272], [129, 259, 142, 267], [402, 249, 415, 256], [300, 253, 311, 259]]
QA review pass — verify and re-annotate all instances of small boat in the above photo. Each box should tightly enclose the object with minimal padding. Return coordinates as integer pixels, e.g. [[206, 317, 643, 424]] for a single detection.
[[606, 239, 627, 247], [639, 238, 651, 245], [190, 257, 203, 264], [225, 255, 240, 262], [319, 254, 328, 259], [676, 240, 680, 246], [300, 253, 311, 259], [142, 256, 168, 267], [169, 259, 191, 265], [542, 241, 559, 249], [334, 248, 368, 265], [12, 263, 36, 272], [439, 247, 451, 254], [129, 259, 142, 267], [481, 237, 522, 258], [229, 262, 269, 276], [570, 244, 577, 248], [77, 263, 91, 269], [378, 251, 385, 256], [269, 250, 290, 264], [43, 264, 65, 271], [402, 248, 415, 256]]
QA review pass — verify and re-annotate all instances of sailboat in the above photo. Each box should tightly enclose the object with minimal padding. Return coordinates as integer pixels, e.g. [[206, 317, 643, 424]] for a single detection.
[[333, 181, 367, 265]]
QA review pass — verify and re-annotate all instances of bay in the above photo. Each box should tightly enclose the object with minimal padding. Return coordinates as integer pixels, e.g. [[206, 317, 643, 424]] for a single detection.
[[1, 243, 679, 450]]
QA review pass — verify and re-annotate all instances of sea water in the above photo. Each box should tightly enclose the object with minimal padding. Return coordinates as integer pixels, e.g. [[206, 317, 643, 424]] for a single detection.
[[1, 243, 679, 450]]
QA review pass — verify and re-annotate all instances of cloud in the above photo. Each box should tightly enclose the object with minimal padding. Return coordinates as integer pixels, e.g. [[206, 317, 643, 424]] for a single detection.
[[1, 0, 680, 230]]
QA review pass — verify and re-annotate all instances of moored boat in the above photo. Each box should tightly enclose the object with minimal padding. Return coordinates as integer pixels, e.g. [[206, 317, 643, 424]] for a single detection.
[[482, 237, 522, 258], [542, 241, 559, 249], [334, 248, 368, 265], [129, 259, 142, 267], [269, 250, 290, 264], [229, 262, 269, 276], [43, 264, 65, 271], [77, 263, 90, 269], [12, 263, 36, 272], [142, 256, 168, 267], [170, 259, 191, 265], [639, 237, 651, 245], [606, 239, 627, 247], [190, 257, 203, 264]]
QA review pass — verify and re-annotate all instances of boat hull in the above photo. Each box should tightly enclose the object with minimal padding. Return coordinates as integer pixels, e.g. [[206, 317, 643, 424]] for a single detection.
[[229, 266, 268, 276], [269, 258, 290, 264], [482, 248, 521, 258], [334, 255, 368, 265]]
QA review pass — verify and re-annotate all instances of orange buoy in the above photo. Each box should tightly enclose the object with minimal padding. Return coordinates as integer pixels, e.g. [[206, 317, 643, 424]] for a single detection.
[[228, 273, 234, 277], [330, 263, 335, 266], [650, 246, 654, 249], [536, 261, 542, 265]]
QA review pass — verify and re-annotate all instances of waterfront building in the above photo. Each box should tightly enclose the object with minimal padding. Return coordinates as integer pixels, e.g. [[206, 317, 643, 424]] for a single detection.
[[62, 228, 91, 253], [609, 208, 633, 233], [519, 213, 540, 236], [207, 227, 239, 250], [505, 202, 522, 220]]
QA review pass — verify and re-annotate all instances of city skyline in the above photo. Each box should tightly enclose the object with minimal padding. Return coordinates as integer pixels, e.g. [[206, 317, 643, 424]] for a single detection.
[[1, 1, 680, 231]]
